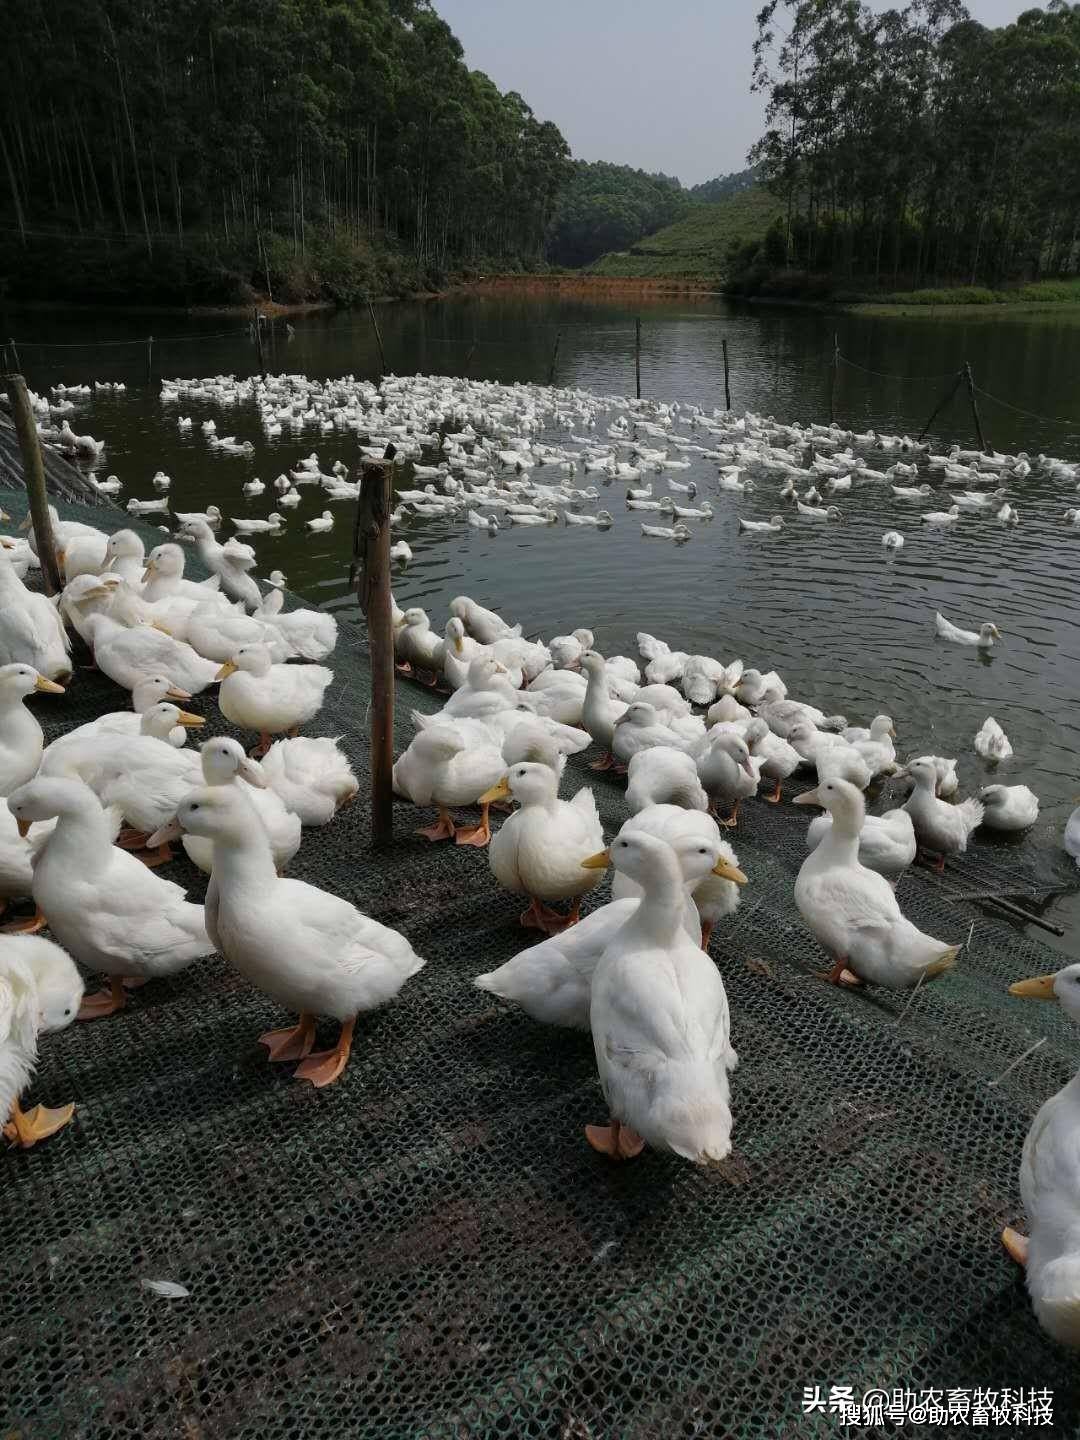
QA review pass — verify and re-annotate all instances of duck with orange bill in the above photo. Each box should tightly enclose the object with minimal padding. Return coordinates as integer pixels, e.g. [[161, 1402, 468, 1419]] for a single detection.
[[1002, 964, 1080, 1348], [582, 827, 738, 1164], [153, 786, 424, 1087], [216, 643, 333, 757], [6, 777, 214, 1019], [793, 777, 961, 988], [482, 754, 604, 933]]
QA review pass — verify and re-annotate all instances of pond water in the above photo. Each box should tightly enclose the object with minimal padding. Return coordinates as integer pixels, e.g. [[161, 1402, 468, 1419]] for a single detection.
[[5, 292, 1080, 948]]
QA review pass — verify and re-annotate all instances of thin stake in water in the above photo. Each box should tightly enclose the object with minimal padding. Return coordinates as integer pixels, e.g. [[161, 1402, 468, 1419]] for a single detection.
[[988, 1036, 1047, 1089]]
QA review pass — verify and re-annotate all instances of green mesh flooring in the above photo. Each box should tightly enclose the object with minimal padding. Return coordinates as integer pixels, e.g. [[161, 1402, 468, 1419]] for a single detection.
[[3, 488, 1080, 1439]]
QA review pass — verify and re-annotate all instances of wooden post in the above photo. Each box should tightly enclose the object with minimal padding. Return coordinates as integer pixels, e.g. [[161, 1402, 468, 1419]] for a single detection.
[[355, 459, 395, 847], [259, 231, 273, 303], [548, 329, 561, 387], [253, 311, 266, 377], [964, 361, 989, 453], [146, 335, 154, 386], [3, 373, 62, 596], [917, 370, 963, 442], [722, 337, 732, 411], [9, 337, 20, 371], [828, 333, 840, 423], [367, 298, 387, 374], [634, 317, 641, 400], [464, 341, 477, 374]]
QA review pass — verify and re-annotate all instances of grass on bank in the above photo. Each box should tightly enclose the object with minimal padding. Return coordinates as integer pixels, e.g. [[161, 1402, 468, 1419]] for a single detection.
[[588, 190, 783, 278]]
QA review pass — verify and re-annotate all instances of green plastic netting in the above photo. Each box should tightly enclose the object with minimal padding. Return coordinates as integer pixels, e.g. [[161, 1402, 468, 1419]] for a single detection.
[[2, 489, 1079, 1440]]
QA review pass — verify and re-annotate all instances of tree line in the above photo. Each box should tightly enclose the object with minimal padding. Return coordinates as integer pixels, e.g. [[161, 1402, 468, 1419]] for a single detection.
[[1, 0, 572, 302], [749, 0, 1080, 288]]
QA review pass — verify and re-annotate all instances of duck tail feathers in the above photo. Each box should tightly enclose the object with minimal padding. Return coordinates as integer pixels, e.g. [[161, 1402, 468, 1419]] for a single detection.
[[924, 944, 961, 979], [957, 797, 985, 835]]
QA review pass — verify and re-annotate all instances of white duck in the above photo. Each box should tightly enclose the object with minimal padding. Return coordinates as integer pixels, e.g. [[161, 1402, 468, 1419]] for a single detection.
[[7, 777, 214, 1019], [0, 934, 83, 1147], [738, 515, 785, 534], [610, 805, 747, 950], [584, 829, 737, 1163], [979, 784, 1039, 832], [580, 650, 629, 769], [850, 714, 897, 777], [882, 530, 905, 549], [0, 664, 65, 795], [935, 611, 1001, 648], [974, 716, 1013, 761], [743, 717, 801, 802], [42, 702, 206, 859], [548, 628, 595, 670], [696, 730, 760, 824], [181, 519, 263, 611], [43, 675, 193, 759], [473, 828, 734, 1031], [0, 547, 72, 683], [141, 543, 224, 603], [257, 736, 358, 825], [185, 597, 285, 664], [162, 737, 301, 874], [392, 715, 505, 846], [217, 643, 333, 756], [481, 760, 603, 932], [394, 608, 444, 679], [162, 787, 424, 1086], [305, 510, 334, 533], [1002, 963, 1080, 1347], [793, 778, 960, 986], [255, 589, 337, 661], [626, 747, 709, 814], [805, 806, 916, 885], [901, 757, 984, 868], [613, 702, 690, 769], [921, 505, 960, 526], [448, 595, 521, 644], [83, 607, 221, 694]]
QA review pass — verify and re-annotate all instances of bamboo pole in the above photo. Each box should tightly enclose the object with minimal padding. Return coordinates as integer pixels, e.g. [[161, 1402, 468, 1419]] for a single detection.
[[548, 329, 561, 387], [634, 317, 641, 400], [464, 341, 477, 374], [9, 337, 20, 371], [828, 333, 840, 423], [964, 361, 989, 453], [146, 335, 154, 386], [355, 458, 395, 847], [917, 370, 963, 442], [722, 337, 732, 411], [253, 311, 266, 377], [3, 373, 62, 595], [367, 298, 387, 374]]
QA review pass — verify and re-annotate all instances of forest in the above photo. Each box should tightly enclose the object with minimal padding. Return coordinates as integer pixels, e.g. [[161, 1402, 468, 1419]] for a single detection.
[[744, 0, 1080, 292], [0, 0, 573, 304]]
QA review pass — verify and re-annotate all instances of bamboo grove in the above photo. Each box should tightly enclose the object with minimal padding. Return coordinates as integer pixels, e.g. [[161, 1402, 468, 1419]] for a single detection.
[[1, 0, 573, 302], [750, 0, 1080, 286]]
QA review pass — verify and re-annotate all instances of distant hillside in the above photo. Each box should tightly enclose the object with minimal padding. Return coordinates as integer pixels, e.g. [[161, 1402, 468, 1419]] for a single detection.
[[587, 188, 782, 279], [689, 167, 759, 203]]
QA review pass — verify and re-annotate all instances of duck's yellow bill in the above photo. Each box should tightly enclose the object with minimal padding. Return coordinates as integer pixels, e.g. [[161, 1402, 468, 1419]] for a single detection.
[[713, 859, 747, 884], [478, 776, 511, 805], [151, 621, 173, 636], [581, 849, 611, 870], [16, 818, 31, 838], [166, 685, 192, 701], [1009, 974, 1057, 1000], [793, 789, 820, 807], [215, 661, 238, 680], [35, 676, 65, 694], [177, 711, 205, 727]]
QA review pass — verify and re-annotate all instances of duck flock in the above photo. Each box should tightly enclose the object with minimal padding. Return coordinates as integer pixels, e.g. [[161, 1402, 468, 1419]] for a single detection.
[[2, 366, 1080, 1351]]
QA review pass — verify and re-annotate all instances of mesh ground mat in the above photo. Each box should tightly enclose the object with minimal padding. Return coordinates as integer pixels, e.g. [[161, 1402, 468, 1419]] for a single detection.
[[3, 488, 1080, 1439], [0, 418, 113, 507]]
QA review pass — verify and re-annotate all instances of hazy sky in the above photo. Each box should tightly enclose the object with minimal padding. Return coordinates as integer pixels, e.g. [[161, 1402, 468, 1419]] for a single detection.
[[435, 0, 1032, 185]]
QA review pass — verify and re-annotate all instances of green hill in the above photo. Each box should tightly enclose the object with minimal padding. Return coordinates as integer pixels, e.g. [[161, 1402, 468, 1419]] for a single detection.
[[588, 189, 782, 279]]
